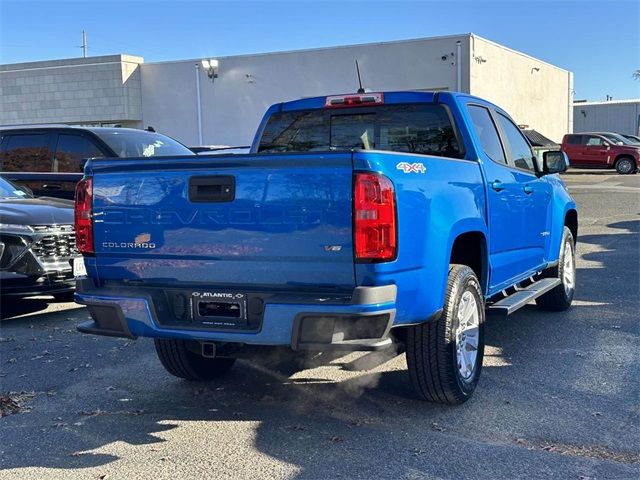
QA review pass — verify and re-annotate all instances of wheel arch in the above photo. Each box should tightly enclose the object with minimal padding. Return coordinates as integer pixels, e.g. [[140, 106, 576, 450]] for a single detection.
[[614, 154, 637, 171], [449, 230, 488, 294], [614, 154, 636, 163], [565, 208, 578, 242]]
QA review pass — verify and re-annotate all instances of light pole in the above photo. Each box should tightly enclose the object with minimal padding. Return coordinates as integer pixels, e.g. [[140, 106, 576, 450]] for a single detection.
[[195, 63, 203, 145], [456, 41, 461, 92]]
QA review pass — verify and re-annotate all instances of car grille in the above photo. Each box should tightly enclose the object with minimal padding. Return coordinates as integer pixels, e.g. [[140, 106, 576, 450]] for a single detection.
[[30, 225, 78, 261]]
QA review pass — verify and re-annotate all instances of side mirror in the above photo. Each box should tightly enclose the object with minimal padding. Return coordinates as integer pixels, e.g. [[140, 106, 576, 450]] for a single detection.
[[542, 151, 569, 175]]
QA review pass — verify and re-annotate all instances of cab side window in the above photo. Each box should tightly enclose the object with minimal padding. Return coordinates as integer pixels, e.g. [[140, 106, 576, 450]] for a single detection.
[[568, 135, 582, 145], [585, 136, 604, 146], [0, 134, 52, 172], [468, 105, 506, 164], [496, 113, 535, 172], [54, 134, 105, 172]]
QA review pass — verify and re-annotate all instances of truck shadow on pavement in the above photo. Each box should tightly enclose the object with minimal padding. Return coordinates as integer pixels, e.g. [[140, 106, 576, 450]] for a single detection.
[[0, 220, 638, 478]]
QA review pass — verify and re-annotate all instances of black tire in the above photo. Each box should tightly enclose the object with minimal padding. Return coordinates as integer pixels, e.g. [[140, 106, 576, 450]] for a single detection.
[[406, 265, 485, 405], [154, 339, 236, 381], [615, 157, 637, 175], [536, 226, 575, 311]]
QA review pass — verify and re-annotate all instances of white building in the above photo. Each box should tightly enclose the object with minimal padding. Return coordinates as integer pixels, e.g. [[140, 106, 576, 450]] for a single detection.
[[573, 99, 640, 135], [0, 33, 573, 146]]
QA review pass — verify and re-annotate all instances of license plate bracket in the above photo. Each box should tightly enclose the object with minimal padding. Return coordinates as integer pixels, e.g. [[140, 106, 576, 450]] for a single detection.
[[191, 291, 247, 327]]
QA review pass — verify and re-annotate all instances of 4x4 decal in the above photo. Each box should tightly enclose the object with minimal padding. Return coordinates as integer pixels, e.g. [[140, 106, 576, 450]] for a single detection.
[[396, 162, 426, 173]]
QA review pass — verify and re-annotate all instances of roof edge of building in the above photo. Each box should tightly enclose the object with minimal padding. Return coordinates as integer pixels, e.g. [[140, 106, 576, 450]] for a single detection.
[[0, 54, 144, 73], [573, 99, 640, 106], [140, 33, 474, 67]]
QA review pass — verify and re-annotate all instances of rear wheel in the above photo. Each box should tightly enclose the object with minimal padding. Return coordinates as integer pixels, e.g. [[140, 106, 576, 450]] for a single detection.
[[154, 339, 236, 381], [615, 157, 636, 174], [536, 226, 575, 311], [406, 265, 485, 404]]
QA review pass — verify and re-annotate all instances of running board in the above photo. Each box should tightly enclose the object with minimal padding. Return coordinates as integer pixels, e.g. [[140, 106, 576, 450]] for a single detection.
[[487, 278, 561, 315]]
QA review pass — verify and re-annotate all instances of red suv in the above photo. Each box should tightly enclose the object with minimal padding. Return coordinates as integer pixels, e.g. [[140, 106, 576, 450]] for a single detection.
[[561, 132, 640, 174]]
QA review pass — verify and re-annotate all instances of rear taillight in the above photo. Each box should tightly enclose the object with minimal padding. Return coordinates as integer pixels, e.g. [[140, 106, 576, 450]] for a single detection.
[[353, 172, 397, 262], [74, 177, 94, 254]]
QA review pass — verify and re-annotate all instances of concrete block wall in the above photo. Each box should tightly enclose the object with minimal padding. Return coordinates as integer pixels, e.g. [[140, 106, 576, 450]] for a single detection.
[[0, 55, 144, 126]]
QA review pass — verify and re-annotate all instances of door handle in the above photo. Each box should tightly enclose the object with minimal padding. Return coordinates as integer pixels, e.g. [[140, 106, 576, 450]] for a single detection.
[[42, 183, 62, 190], [523, 185, 534, 195], [491, 180, 505, 192]]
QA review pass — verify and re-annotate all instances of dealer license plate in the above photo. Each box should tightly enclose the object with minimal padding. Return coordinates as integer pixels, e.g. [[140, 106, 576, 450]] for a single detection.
[[73, 257, 87, 277]]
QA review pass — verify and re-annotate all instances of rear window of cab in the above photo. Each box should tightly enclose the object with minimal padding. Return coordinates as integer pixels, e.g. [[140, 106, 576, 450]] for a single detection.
[[258, 104, 464, 159]]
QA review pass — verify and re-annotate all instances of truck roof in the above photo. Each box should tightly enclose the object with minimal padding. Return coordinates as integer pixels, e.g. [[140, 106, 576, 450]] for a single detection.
[[0, 125, 156, 136], [274, 91, 499, 112]]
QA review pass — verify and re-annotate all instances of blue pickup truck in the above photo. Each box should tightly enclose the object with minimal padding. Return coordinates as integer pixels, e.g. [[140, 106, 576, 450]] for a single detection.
[[73, 91, 577, 404]]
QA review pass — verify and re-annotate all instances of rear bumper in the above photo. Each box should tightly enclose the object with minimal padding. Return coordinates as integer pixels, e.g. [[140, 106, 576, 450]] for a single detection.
[[75, 279, 397, 351]]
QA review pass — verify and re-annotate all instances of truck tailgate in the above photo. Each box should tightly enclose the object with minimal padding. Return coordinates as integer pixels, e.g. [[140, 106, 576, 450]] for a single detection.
[[88, 153, 355, 290]]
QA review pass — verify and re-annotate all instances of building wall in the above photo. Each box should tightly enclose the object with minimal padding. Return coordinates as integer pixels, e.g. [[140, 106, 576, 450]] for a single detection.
[[0, 35, 573, 147], [573, 101, 640, 135], [469, 35, 571, 143], [140, 35, 472, 146], [0, 55, 143, 126]]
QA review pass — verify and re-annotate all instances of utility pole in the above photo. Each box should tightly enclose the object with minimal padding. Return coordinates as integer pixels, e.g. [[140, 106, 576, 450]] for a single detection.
[[82, 30, 87, 58]]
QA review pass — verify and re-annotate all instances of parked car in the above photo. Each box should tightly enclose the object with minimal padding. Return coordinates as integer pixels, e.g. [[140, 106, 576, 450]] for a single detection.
[[561, 132, 640, 174], [73, 91, 577, 405], [0, 176, 79, 299], [620, 134, 640, 144], [599, 132, 638, 146], [0, 126, 195, 199]]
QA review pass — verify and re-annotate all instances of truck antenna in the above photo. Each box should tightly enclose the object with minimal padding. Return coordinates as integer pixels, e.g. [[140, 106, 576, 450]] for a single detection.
[[355, 60, 365, 94]]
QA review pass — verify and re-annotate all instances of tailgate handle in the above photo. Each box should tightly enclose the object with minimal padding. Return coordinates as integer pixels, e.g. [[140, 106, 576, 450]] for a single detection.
[[189, 176, 235, 202]]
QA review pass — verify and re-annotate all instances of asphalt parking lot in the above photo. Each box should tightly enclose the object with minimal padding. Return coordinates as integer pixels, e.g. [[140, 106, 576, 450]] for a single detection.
[[1, 170, 638, 480]]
